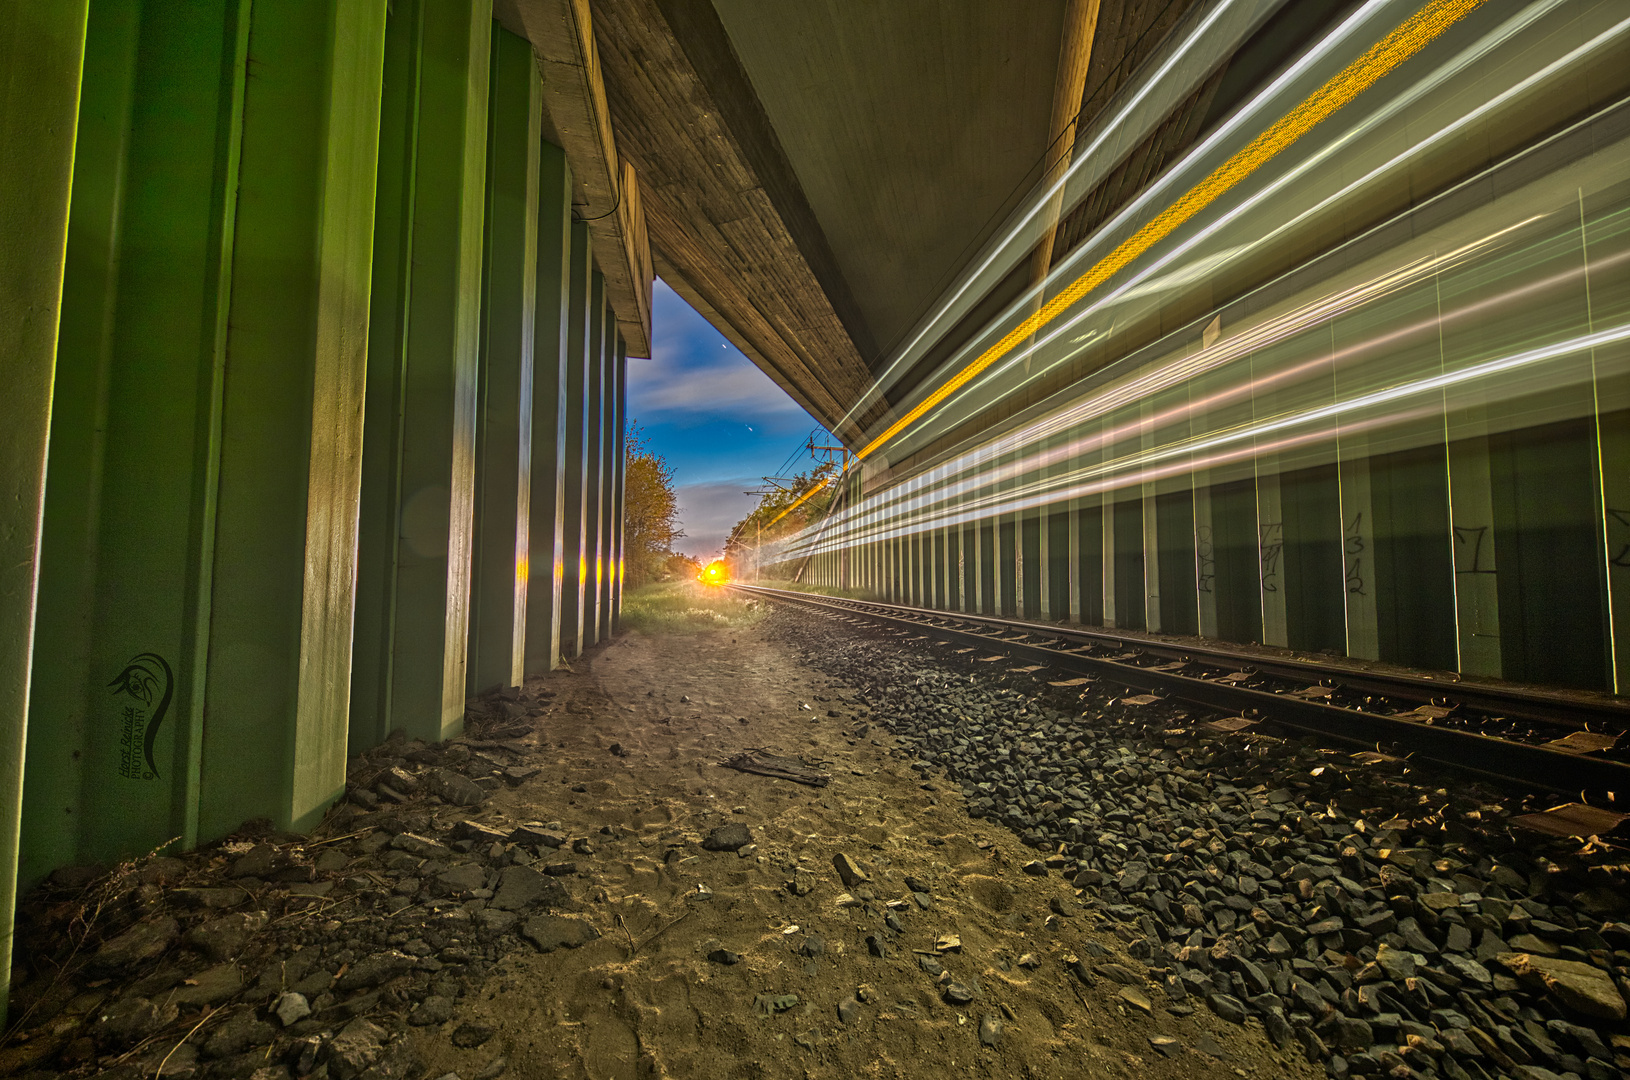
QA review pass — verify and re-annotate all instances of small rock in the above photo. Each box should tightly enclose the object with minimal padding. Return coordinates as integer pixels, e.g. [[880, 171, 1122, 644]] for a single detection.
[[508, 824, 567, 848], [1021, 860, 1047, 876], [866, 934, 887, 958], [424, 768, 488, 807], [185, 911, 268, 962], [701, 823, 752, 852], [788, 870, 815, 896], [490, 865, 569, 911], [942, 982, 975, 1005], [408, 995, 455, 1026], [572, 838, 595, 856], [169, 962, 244, 1007], [753, 993, 800, 1016], [800, 935, 826, 958], [837, 998, 862, 1024], [94, 916, 180, 970], [1118, 987, 1153, 1014], [707, 948, 743, 965], [832, 852, 868, 887], [93, 996, 178, 1044], [273, 992, 311, 1027], [336, 950, 416, 991], [1148, 1035, 1182, 1059], [609, 742, 627, 757], [1498, 952, 1627, 1020], [979, 1013, 1003, 1046], [1207, 993, 1247, 1024], [231, 843, 285, 878], [521, 914, 600, 953], [451, 1022, 496, 1048], [903, 875, 930, 894]]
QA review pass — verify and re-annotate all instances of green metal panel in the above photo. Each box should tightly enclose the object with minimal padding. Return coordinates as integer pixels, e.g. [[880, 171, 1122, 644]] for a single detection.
[[0, 0, 89, 1027], [1074, 503, 1103, 626], [610, 340, 628, 632], [353, 0, 491, 743], [468, 27, 542, 695], [199, 0, 388, 837], [1370, 444, 1457, 671], [598, 335, 618, 639], [524, 141, 573, 675], [26, 0, 251, 876], [1155, 490, 1198, 636], [582, 277, 605, 647], [558, 223, 592, 657], [1281, 464, 1344, 655], [1112, 497, 1145, 631], [1020, 514, 1040, 620]]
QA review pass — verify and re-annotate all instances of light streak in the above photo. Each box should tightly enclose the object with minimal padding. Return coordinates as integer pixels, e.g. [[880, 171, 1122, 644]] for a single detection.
[[852, 0, 1486, 464], [782, 323, 1630, 557]]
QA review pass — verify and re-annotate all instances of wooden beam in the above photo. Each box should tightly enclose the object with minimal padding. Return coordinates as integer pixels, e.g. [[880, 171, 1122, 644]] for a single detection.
[[505, 0, 652, 356]]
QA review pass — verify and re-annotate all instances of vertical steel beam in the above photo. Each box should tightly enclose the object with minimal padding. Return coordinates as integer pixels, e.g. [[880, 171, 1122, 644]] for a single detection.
[[523, 140, 572, 676], [581, 277, 605, 647], [467, 27, 541, 694], [25, 0, 249, 889], [557, 224, 592, 657], [611, 340, 628, 630], [353, 0, 491, 744], [597, 334, 617, 639], [1, 0, 88, 1026], [1586, 195, 1630, 692], [199, 0, 390, 835]]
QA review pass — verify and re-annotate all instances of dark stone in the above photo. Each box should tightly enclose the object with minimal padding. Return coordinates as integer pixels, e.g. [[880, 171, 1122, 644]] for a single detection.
[[707, 948, 743, 965], [408, 995, 454, 1026], [1208, 993, 1248, 1024], [94, 916, 180, 970], [701, 824, 752, 852], [520, 914, 599, 953], [185, 912, 266, 962], [490, 865, 569, 911], [336, 951, 416, 990], [452, 1022, 496, 1048], [942, 982, 975, 1005], [837, 998, 862, 1024], [424, 768, 488, 807], [979, 1013, 1003, 1046], [800, 935, 825, 958]]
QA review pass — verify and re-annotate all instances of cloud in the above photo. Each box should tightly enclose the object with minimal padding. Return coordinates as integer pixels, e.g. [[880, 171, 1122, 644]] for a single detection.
[[628, 279, 808, 423], [628, 354, 806, 422], [673, 478, 759, 559]]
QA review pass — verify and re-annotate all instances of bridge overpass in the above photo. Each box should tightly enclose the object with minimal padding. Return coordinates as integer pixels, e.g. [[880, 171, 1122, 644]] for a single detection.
[[3, 0, 1628, 1029]]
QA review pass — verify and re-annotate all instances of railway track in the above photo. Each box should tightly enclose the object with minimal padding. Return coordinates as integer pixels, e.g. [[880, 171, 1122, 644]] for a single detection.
[[735, 583, 1630, 795]]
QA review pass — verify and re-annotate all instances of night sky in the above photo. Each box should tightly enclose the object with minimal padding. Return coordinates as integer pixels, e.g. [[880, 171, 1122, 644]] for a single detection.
[[627, 279, 824, 559]]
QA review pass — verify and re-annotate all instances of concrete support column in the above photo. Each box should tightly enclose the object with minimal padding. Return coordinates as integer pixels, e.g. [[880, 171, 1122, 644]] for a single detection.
[[557, 224, 593, 657], [467, 27, 542, 694], [597, 335, 618, 639], [1, 0, 89, 1026], [353, 0, 492, 745], [523, 141, 573, 676]]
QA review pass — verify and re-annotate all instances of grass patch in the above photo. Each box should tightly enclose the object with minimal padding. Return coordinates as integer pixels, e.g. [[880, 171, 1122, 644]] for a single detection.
[[619, 580, 767, 635]]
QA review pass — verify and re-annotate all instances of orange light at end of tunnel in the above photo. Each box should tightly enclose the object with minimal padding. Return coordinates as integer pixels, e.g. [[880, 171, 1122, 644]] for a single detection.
[[700, 560, 729, 586]]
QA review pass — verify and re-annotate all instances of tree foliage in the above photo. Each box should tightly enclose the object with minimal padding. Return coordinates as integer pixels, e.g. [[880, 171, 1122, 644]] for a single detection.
[[724, 459, 838, 568], [623, 423, 685, 588]]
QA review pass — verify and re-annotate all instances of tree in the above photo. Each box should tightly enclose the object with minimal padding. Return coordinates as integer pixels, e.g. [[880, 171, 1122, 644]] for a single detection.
[[724, 458, 838, 575], [623, 423, 684, 588]]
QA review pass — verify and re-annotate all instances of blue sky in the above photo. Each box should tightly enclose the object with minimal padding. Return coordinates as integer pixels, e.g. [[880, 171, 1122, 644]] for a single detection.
[[627, 279, 823, 559]]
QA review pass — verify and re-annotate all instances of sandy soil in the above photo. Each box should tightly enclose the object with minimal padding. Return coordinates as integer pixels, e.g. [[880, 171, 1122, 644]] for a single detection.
[[408, 613, 1321, 1080]]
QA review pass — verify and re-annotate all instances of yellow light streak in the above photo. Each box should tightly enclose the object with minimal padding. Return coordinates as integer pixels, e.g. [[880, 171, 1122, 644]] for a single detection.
[[853, 0, 1485, 464], [763, 476, 832, 529]]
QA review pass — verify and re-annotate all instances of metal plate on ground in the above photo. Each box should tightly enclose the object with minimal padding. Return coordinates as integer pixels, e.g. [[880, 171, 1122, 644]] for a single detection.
[[1120, 694, 1163, 706], [1511, 802, 1629, 839], [1543, 731, 1619, 755], [1049, 677, 1093, 687], [1201, 716, 1257, 734]]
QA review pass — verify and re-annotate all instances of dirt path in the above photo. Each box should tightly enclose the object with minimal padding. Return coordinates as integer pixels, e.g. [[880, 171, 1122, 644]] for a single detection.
[[411, 614, 1314, 1080]]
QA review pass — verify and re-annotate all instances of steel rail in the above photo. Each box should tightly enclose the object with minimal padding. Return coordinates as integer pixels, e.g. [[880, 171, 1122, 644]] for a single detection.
[[737, 586, 1630, 732], [735, 584, 1630, 794]]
